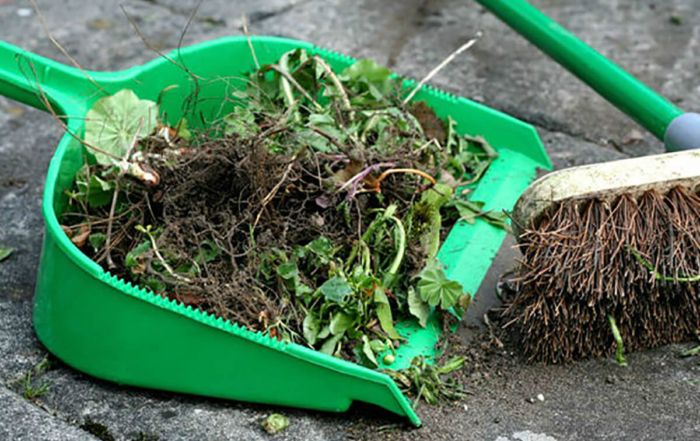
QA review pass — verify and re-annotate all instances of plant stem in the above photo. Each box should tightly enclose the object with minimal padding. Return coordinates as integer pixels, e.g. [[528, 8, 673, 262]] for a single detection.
[[375, 168, 436, 192], [268, 65, 323, 111], [403, 32, 482, 105], [608, 315, 628, 366], [312, 56, 355, 122], [627, 244, 700, 282], [105, 181, 119, 269]]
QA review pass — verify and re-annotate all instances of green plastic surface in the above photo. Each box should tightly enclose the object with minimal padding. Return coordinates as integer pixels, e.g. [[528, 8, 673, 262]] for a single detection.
[[0, 36, 550, 425], [476, 0, 684, 146]]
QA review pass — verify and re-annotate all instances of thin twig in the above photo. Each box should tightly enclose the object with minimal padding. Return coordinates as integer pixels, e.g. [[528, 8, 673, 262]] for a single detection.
[[241, 13, 260, 70], [145, 232, 192, 284], [252, 154, 298, 232], [121, 117, 144, 171], [375, 168, 436, 192], [312, 56, 354, 121], [105, 181, 119, 269], [120, 5, 202, 82], [309, 125, 348, 153], [28, 0, 108, 96], [21, 61, 123, 161], [403, 32, 483, 105], [267, 65, 323, 110]]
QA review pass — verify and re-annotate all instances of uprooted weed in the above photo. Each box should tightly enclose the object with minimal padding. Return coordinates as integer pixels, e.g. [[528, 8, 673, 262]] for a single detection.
[[59, 48, 500, 366]]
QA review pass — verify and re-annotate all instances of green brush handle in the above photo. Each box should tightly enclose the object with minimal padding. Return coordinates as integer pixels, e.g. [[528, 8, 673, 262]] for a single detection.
[[476, 0, 700, 151]]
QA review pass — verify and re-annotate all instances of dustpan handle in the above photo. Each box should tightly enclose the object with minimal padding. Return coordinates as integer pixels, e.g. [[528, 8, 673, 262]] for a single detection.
[[0, 40, 103, 114], [476, 0, 700, 151]]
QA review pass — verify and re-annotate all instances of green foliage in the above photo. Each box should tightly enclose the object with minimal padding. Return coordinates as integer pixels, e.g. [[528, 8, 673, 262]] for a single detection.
[[338, 59, 394, 101], [195, 240, 221, 265], [0, 246, 13, 263], [88, 233, 107, 251], [73, 165, 116, 207], [608, 316, 628, 367], [409, 183, 454, 259], [408, 287, 430, 328], [85, 89, 158, 165], [373, 285, 402, 340], [260, 413, 290, 434], [302, 311, 321, 345], [447, 199, 510, 231], [319, 276, 353, 303], [19, 360, 52, 400], [385, 356, 468, 406], [224, 106, 259, 137], [417, 258, 465, 309], [277, 262, 313, 297], [125, 240, 151, 271], [330, 311, 355, 335]]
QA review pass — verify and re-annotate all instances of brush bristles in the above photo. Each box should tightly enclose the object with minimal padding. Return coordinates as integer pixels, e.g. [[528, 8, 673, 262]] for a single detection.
[[510, 186, 700, 363]]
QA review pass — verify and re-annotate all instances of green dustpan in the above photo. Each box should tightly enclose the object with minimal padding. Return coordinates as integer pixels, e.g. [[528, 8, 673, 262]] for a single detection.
[[0, 36, 549, 425]]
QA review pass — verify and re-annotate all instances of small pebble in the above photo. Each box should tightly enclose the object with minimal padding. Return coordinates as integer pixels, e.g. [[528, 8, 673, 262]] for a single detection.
[[493, 416, 501, 424], [16, 8, 32, 17], [606, 374, 618, 385], [526, 397, 535, 404], [537, 393, 545, 402]]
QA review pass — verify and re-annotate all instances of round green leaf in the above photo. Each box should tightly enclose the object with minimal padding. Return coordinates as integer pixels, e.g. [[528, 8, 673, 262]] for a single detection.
[[85, 89, 158, 165]]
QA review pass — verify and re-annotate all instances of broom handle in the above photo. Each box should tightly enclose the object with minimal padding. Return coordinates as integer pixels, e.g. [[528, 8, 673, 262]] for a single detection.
[[476, 0, 700, 151]]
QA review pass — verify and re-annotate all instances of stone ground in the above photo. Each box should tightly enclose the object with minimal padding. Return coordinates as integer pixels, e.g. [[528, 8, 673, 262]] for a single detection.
[[1, 0, 700, 439]]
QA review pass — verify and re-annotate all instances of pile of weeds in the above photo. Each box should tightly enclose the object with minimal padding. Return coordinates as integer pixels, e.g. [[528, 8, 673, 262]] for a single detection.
[[59, 48, 502, 370]]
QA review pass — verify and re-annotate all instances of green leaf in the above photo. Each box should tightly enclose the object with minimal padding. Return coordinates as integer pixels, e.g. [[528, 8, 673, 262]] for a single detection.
[[369, 339, 387, 353], [319, 276, 353, 303], [224, 106, 260, 137], [303, 311, 321, 345], [146, 277, 167, 293], [260, 413, 289, 434], [330, 311, 355, 335], [174, 118, 191, 140], [408, 287, 430, 328], [417, 258, 465, 309], [75, 166, 116, 207], [88, 233, 107, 251], [373, 286, 402, 340], [125, 240, 151, 268], [277, 261, 299, 281], [435, 356, 466, 374], [295, 123, 347, 153], [317, 325, 331, 340], [361, 334, 379, 367], [421, 183, 454, 208], [195, 239, 221, 264], [340, 59, 392, 83], [88, 175, 115, 207], [0, 246, 14, 262], [306, 236, 333, 265], [450, 199, 510, 230], [85, 89, 158, 165], [277, 261, 312, 296], [308, 113, 334, 125], [320, 333, 343, 356]]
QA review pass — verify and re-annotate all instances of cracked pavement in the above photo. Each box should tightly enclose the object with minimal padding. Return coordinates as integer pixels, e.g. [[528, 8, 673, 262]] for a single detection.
[[1, 0, 700, 440]]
